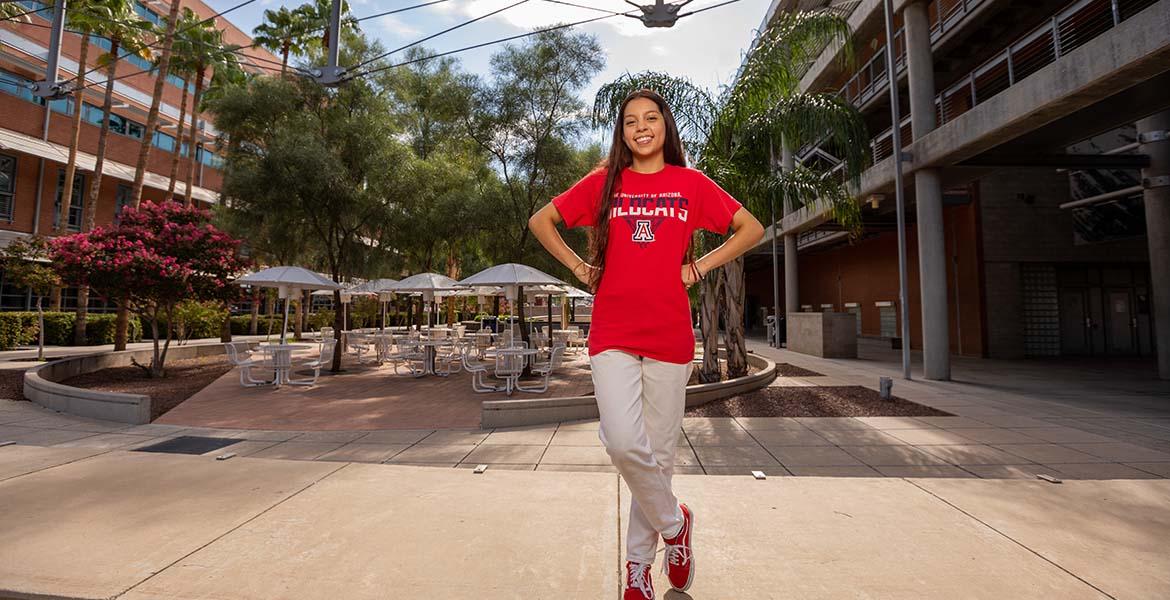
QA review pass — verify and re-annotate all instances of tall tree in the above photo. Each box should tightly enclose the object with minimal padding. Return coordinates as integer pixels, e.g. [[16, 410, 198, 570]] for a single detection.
[[179, 19, 240, 205], [211, 34, 413, 371], [164, 8, 201, 200], [129, 0, 183, 207], [71, 0, 152, 345], [251, 6, 310, 76], [465, 27, 604, 263]]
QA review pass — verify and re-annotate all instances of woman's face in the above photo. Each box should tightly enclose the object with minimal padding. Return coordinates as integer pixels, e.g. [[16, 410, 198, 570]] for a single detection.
[[622, 97, 667, 160]]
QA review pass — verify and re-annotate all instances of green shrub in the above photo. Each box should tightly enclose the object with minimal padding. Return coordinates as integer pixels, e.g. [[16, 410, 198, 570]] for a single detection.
[[229, 314, 284, 336], [39, 312, 75, 346], [85, 313, 142, 345], [0, 313, 31, 350], [168, 301, 227, 341], [307, 310, 335, 331]]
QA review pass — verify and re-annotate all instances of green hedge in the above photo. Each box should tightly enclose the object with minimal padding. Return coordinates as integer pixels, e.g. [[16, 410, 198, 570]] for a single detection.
[[229, 315, 285, 336], [0, 311, 143, 350]]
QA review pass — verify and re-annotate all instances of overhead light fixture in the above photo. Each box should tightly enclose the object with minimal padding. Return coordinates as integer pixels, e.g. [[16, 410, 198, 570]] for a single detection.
[[868, 194, 885, 209], [625, 0, 695, 28]]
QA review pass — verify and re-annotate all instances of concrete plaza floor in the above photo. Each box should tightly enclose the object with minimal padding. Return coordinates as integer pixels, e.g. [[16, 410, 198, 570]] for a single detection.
[[1, 443, 1167, 599]]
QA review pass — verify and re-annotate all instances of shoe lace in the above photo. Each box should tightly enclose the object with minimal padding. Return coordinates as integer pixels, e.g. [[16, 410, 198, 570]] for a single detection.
[[627, 562, 653, 598], [661, 541, 692, 576]]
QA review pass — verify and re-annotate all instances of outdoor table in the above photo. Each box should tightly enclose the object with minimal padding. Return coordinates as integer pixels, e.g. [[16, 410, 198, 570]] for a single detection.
[[258, 343, 314, 387], [417, 339, 456, 375], [494, 347, 539, 395]]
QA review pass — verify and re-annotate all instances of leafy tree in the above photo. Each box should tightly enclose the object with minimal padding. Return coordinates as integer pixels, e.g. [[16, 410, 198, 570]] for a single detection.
[[465, 27, 604, 263], [0, 237, 61, 361], [130, 0, 184, 206], [178, 18, 241, 205], [51, 202, 249, 377], [251, 5, 311, 76], [67, 0, 153, 346], [211, 34, 414, 371]]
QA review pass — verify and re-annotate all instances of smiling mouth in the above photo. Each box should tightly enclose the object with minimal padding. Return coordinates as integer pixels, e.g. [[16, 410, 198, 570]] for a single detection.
[[635, 135, 654, 145]]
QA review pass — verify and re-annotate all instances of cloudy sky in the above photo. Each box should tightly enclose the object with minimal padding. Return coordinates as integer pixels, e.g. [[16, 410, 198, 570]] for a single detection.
[[207, 0, 768, 140]]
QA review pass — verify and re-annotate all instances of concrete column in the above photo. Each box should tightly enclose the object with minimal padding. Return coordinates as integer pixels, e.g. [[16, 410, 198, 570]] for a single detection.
[[904, 0, 950, 380], [1139, 111, 1170, 380], [782, 143, 799, 318]]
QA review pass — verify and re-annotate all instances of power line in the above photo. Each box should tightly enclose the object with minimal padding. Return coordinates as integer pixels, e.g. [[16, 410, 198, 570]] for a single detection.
[[77, 0, 262, 80], [348, 0, 531, 73], [678, 0, 748, 18], [74, 0, 454, 91], [539, 0, 630, 16], [345, 8, 636, 83]]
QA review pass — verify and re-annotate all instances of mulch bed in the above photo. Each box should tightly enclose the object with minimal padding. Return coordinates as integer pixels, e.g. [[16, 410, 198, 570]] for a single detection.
[[685, 385, 952, 418], [0, 369, 27, 401], [59, 355, 232, 420], [774, 363, 823, 377]]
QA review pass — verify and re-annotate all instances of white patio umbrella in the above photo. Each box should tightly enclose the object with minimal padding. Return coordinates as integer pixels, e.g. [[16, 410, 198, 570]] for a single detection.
[[237, 267, 341, 344], [458, 263, 568, 344], [389, 273, 465, 328]]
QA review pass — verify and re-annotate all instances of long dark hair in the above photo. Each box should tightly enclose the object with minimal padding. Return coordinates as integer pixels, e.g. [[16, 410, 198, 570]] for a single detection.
[[588, 88, 692, 292]]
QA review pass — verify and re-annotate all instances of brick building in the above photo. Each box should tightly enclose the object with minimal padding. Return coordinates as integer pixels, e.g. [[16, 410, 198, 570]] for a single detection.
[[742, 0, 1170, 379], [0, 0, 278, 311]]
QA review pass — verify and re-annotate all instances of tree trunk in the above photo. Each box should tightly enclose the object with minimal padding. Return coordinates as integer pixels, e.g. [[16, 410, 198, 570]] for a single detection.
[[36, 295, 44, 362], [73, 39, 119, 343], [249, 288, 259, 334], [721, 256, 748, 379], [280, 42, 289, 76], [220, 302, 232, 343], [57, 34, 89, 235], [330, 289, 344, 372], [114, 300, 129, 350], [699, 270, 721, 383], [166, 75, 190, 200], [131, 0, 183, 207], [294, 292, 303, 340], [49, 287, 61, 311], [182, 66, 205, 206]]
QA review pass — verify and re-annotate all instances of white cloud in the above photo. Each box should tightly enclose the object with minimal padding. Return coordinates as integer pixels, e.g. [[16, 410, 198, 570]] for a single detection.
[[378, 15, 422, 37]]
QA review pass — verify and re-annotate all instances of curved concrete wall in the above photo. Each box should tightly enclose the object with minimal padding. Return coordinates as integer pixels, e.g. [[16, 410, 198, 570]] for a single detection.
[[481, 351, 777, 429], [23, 342, 238, 425]]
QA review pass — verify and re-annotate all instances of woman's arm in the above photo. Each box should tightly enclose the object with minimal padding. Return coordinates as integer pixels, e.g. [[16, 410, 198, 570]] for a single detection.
[[683, 207, 766, 286], [528, 203, 597, 286]]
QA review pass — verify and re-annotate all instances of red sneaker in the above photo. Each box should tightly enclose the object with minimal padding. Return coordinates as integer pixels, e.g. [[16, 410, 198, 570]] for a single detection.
[[624, 561, 654, 600], [661, 503, 695, 591]]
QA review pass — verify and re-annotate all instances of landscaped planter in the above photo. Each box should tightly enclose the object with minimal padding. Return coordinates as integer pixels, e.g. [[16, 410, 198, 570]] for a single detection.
[[481, 350, 776, 428], [23, 342, 242, 425]]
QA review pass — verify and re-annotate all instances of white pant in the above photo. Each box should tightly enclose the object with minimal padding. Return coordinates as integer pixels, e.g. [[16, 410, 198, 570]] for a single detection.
[[590, 349, 693, 564]]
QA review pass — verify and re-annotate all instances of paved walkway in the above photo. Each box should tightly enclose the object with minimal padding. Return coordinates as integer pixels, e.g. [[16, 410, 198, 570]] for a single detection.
[[1, 444, 1167, 599]]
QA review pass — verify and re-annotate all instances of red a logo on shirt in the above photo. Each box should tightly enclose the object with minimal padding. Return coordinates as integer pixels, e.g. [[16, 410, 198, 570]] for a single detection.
[[632, 219, 655, 242]]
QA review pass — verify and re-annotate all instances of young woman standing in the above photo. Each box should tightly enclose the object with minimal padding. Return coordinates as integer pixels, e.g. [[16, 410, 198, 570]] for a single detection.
[[529, 88, 764, 599]]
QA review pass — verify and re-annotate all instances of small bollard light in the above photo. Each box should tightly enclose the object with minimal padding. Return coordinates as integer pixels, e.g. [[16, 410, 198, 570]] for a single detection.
[[879, 377, 893, 400]]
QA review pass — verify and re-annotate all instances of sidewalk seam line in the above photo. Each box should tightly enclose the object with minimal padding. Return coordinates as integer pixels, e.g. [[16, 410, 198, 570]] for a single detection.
[[904, 478, 1118, 600], [109, 461, 352, 599], [0, 444, 126, 484]]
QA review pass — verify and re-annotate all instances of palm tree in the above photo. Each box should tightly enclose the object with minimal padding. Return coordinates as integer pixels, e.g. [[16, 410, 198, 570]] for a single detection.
[[71, 0, 152, 345], [49, 0, 98, 312], [592, 8, 868, 381], [179, 20, 241, 205], [251, 6, 310, 76], [128, 0, 183, 207], [164, 8, 202, 200]]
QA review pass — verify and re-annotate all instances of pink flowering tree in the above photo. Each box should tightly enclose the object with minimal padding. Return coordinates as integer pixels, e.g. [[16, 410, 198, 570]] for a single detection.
[[52, 201, 251, 378]]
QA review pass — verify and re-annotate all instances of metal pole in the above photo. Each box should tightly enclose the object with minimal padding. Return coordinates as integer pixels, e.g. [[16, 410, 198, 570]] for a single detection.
[[32, 0, 67, 98], [312, 0, 346, 85], [882, 0, 913, 380], [769, 138, 781, 347]]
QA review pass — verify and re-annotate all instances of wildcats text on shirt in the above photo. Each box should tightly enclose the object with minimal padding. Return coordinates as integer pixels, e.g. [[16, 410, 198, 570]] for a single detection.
[[608, 192, 691, 222]]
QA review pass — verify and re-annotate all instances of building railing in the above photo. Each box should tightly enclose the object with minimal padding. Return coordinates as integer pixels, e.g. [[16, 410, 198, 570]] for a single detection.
[[866, 0, 1158, 163]]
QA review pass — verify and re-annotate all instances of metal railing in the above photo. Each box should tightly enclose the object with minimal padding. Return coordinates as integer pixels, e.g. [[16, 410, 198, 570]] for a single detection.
[[865, 0, 1158, 162]]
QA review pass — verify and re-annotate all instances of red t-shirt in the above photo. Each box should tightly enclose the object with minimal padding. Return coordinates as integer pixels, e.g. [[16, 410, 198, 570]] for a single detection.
[[552, 164, 743, 364]]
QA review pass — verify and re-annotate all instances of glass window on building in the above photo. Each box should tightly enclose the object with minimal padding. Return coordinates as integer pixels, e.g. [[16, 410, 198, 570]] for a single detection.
[[53, 169, 85, 232], [0, 269, 32, 311], [153, 130, 176, 153], [114, 183, 131, 224], [0, 154, 15, 222]]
